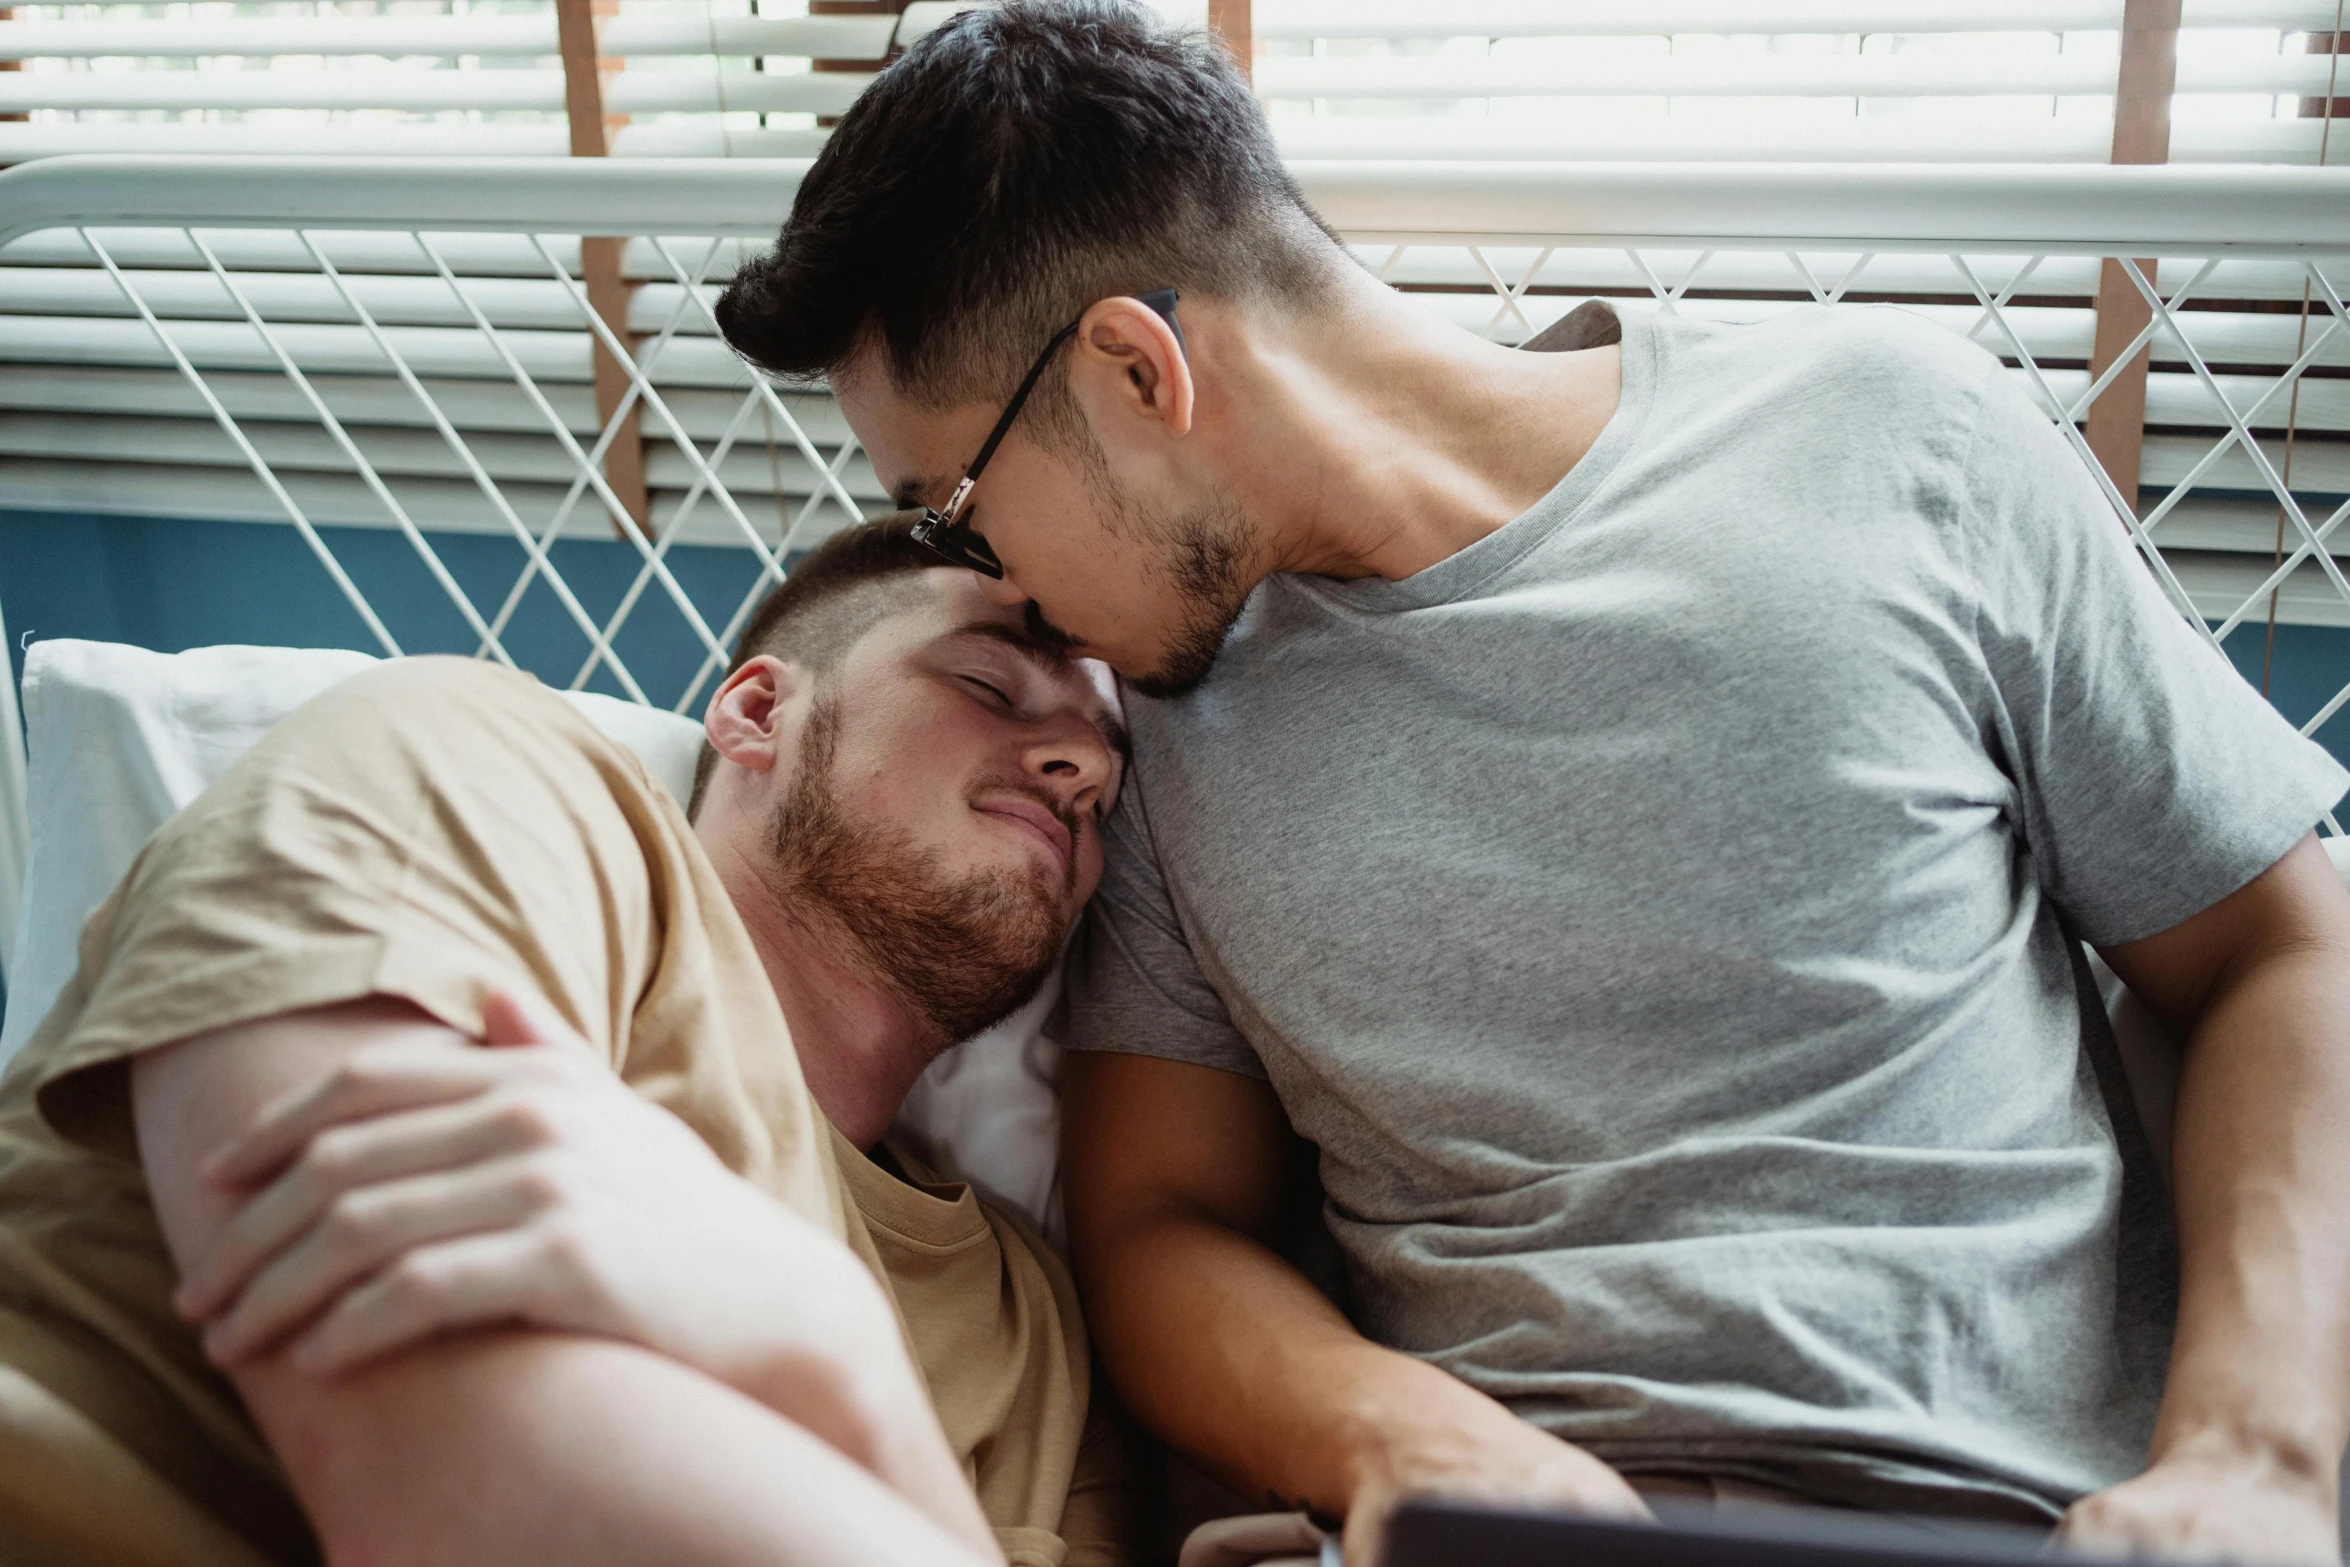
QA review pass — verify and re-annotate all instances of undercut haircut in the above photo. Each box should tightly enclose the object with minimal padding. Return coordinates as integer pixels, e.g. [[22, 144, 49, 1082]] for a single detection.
[[712, 0, 1342, 440], [686, 512, 958, 816]]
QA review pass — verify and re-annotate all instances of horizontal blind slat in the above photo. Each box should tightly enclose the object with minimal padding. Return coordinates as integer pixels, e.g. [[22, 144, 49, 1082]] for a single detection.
[[0, 410, 876, 498], [1254, 0, 2344, 38], [1275, 119, 2332, 164], [0, 68, 873, 115], [1253, 52, 2338, 101], [0, 312, 757, 387], [0, 13, 894, 58], [0, 457, 860, 545], [0, 362, 849, 443]]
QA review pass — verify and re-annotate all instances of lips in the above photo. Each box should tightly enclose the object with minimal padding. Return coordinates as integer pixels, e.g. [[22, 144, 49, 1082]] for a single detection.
[[973, 795, 1073, 879]]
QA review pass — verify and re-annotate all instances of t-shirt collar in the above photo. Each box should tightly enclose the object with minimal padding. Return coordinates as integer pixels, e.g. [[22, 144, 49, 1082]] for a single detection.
[[1307, 301, 1659, 614]]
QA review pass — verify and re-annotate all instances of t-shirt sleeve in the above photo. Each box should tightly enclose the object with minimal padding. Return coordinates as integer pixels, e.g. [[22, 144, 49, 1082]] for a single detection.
[[1062, 766, 1265, 1078], [25, 658, 671, 1158], [1958, 363, 2349, 948]]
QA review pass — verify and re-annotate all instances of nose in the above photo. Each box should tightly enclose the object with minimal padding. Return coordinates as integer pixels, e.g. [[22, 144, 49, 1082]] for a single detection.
[[975, 571, 1027, 608], [1022, 717, 1115, 819]]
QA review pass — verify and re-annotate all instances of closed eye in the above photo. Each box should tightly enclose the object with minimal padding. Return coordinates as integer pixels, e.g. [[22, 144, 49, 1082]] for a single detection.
[[959, 674, 1012, 707]]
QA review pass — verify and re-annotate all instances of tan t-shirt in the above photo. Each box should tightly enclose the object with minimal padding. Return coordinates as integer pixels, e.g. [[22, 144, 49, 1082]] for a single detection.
[[0, 657, 1125, 1567]]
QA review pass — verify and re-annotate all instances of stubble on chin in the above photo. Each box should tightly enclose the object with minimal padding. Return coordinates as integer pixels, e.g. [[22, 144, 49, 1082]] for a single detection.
[[1125, 494, 1254, 701], [1063, 424, 1257, 701]]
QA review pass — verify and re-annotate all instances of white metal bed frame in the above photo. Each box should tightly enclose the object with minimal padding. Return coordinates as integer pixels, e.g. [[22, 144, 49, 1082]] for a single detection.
[[1, 154, 2348, 985]]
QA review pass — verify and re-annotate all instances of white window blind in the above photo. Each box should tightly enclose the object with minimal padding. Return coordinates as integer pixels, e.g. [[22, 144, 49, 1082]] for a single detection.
[[0, 1, 907, 161], [1258, 2, 2346, 163], [0, 1, 2343, 639], [6, 4, 2331, 161]]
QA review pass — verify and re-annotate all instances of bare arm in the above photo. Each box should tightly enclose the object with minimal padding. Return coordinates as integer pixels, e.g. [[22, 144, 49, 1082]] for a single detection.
[[1061, 1052, 1641, 1563], [2074, 832, 2350, 1561], [135, 999, 998, 1567]]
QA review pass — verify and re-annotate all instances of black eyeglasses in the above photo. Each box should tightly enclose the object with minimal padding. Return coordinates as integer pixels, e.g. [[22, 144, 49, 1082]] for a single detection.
[[908, 288, 1185, 579]]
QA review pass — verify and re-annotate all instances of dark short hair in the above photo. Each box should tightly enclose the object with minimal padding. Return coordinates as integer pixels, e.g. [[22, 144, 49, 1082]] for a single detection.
[[712, 0, 1339, 435], [686, 512, 957, 815]]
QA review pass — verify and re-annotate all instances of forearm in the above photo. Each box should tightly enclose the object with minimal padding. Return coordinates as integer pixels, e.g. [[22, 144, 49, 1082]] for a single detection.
[[1064, 1051, 1634, 1543], [137, 1005, 1001, 1565], [2160, 940, 2350, 1489], [245, 1330, 996, 1567], [1086, 1207, 1537, 1518], [733, 1337, 997, 1550]]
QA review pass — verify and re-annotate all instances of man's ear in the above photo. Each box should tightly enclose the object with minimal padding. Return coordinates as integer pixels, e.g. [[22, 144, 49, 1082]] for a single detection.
[[704, 654, 803, 773], [1071, 294, 1194, 440]]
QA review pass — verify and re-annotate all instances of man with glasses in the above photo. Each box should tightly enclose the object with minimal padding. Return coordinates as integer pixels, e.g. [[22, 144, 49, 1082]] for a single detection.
[[716, 3, 2350, 1563]]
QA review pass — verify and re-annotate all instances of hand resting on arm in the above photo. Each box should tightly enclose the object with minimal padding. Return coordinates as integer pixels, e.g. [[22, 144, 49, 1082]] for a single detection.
[[137, 995, 1001, 1567], [177, 993, 922, 1465]]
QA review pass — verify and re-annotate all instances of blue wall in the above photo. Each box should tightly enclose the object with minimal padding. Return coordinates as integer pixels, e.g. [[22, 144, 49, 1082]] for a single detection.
[[2, 508, 772, 709]]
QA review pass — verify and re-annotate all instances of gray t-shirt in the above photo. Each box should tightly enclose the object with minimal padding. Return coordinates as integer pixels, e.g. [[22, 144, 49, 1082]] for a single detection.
[[1065, 302, 2349, 1519]]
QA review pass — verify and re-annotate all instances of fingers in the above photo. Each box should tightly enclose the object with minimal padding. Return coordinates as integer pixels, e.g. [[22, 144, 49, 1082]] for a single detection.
[[199, 1039, 570, 1192], [177, 1089, 568, 1320], [1584, 1477, 1654, 1523], [480, 989, 581, 1050], [1340, 1448, 1654, 1567], [1342, 1494, 1392, 1567], [199, 1156, 559, 1366], [480, 991, 538, 1048], [2052, 1514, 2141, 1561], [198, 990, 593, 1190], [2057, 1482, 2341, 1567], [2058, 1501, 2214, 1561], [287, 1226, 555, 1376]]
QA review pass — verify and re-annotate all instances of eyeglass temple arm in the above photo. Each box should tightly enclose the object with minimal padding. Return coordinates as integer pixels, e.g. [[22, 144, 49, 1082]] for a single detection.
[[961, 319, 1080, 493], [1135, 288, 1186, 356], [959, 290, 1186, 494]]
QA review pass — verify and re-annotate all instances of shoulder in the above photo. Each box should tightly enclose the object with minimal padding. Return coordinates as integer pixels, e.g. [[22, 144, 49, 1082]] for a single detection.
[[308, 653, 555, 718], [1661, 302, 2006, 413], [254, 655, 612, 778], [1662, 305, 2023, 493], [1801, 302, 2002, 395]]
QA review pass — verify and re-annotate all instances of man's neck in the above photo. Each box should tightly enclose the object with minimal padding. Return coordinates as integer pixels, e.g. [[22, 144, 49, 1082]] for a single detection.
[[1200, 267, 1623, 583], [701, 831, 936, 1151]]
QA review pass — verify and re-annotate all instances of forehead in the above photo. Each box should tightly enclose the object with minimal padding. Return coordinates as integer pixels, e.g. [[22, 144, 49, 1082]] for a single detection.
[[861, 569, 1016, 644], [863, 572, 1110, 711], [831, 353, 989, 511]]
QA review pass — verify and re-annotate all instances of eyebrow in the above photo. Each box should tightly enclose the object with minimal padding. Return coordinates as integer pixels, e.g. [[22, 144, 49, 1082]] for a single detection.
[[893, 476, 943, 510], [946, 619, 1133, 765]]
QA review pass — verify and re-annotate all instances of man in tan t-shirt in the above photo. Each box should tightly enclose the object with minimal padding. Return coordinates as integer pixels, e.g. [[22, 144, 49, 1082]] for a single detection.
[[0, 516, 1133, 1566]]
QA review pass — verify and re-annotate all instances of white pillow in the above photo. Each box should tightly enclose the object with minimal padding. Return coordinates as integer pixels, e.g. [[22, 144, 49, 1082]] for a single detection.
[[1, 641, 382, 1065], [0, 640, 1064, 1237]]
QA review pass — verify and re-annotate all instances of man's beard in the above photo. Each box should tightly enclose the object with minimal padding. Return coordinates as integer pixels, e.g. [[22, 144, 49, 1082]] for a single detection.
[[1128, 489, 1254, 700], [1054, 434, 1257, 701], [768, 698, 1070, 1048]]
